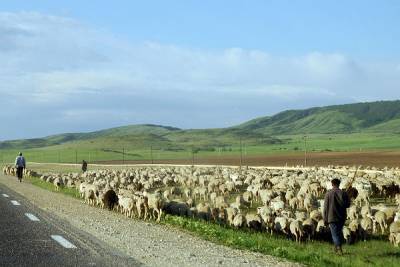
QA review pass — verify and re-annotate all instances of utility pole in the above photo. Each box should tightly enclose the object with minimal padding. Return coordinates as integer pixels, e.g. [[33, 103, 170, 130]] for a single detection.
[[58, 151, 60, 163], [239, 137, 243, 167], [75, 150, 78, 165], [150, 146, 154, 164], [191, 147, 195, 166], [303, 135, 307, 167], [122, 147, 125, 165]]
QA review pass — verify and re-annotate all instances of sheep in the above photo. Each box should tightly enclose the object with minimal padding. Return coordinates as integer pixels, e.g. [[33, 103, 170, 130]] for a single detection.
[[354, 190, 370, 207], [146, 192, 164, 222], [103, 189, 119, 210], [361, 204, 372, 218], [164, 200, 190, 217], [259, 189, 273, 206], [373, 211, 388, 235], [28, 164, 400, 246], [84, 188, 96, 206], [118, 196, 135, 217], [53, 177, 63, 191], [288, 197, 298, 210], [232, 213, 246, 228], [274, 216, 289, 234], [79, 182, 88, 198], [389, 221, 400, 246], [225, 207, 239, 226], [360, 217, 373, 241], [270, 199, 285, 213], [290, 219, 303, 243], [215, 196, 228, 209], [196, 203, 212, 221], [245, 213, 262, 230], [302, 218, 316, 241], [342, 226, 351, 244], [136, 195, 148, 219]]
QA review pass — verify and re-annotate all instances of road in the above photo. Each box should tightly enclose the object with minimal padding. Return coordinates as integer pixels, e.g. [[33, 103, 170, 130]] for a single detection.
[[0, 183, 140, 267]]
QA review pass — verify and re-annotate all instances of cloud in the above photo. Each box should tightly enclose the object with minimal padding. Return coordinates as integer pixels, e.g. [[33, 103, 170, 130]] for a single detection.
[[0, 11, 399, 139]]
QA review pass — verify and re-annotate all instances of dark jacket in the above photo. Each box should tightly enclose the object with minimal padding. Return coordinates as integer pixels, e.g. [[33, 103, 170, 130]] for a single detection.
[[323, 187, 350, 224]]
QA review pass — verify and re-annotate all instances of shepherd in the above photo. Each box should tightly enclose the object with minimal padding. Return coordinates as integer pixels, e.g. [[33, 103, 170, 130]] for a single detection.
[[82, 160, 88, 172], [15, 152, 26, 182], [324, 178, 350, 255]]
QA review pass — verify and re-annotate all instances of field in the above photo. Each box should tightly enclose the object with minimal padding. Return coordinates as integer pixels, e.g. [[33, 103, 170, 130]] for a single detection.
[[1, 133, 400, 168]]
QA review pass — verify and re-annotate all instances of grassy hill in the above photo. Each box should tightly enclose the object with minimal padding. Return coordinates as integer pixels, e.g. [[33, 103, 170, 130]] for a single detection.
[[237, 100, 400, 134], [1, 100, 400, 155]]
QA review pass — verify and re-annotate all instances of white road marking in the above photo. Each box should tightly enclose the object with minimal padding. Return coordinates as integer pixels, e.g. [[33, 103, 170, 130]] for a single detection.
[[2, 193, 9, 198], [51, 235, 77, 249], [11, 200, 21, 206], [25, 213, 40, 221]]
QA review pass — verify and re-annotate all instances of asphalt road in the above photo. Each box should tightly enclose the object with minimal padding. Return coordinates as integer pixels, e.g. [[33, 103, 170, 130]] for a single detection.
[[0, 182, 141, 267]]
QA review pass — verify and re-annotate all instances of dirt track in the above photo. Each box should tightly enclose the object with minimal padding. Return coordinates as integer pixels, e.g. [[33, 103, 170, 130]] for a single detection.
[[95, 151, 400, 168]]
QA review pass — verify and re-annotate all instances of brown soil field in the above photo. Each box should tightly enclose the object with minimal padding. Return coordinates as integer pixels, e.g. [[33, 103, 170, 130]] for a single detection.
[[94, 150, 400, 168]]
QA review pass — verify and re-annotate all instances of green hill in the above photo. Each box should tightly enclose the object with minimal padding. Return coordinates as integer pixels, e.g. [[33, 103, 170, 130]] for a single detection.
[[237, 100, 400, 134], [2, 100, 400, 151]]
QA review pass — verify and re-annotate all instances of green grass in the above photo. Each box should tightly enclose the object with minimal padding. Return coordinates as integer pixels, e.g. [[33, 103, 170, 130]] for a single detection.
[[163, 216, 400, 267], [1, 132, 400, 165], [25, 176, 80, 198], [23, 174, 400, 267]]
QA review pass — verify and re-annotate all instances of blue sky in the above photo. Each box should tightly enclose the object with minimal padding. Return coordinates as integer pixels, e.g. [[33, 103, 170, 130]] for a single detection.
[[0, 1, 400, 140]]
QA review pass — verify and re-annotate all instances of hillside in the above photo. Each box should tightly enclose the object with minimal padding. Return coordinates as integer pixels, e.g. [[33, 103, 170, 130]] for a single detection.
[[1, 100, 400, 150], [237, 100, 400, 134]]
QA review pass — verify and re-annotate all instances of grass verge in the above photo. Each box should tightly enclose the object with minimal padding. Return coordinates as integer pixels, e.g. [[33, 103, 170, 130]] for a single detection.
[[25, 176, 400, 267]]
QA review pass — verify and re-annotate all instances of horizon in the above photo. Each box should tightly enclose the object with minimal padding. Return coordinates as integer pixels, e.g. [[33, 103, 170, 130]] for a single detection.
[[1, 1, 400, 140]]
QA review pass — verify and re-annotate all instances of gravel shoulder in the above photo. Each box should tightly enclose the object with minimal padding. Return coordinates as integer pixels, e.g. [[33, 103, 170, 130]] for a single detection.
[[0, 174, 300, 267]]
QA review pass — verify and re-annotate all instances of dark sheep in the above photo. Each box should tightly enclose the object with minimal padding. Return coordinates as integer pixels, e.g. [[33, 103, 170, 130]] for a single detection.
[[103, 190, 119, 210]]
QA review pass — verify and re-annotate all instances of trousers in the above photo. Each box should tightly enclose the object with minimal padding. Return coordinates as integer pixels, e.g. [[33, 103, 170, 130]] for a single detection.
[[329, 222, 344, 246], [16, 167, 24, 179]]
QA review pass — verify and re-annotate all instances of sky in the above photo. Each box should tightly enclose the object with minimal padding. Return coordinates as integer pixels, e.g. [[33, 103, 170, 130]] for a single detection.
[[1, 1, 400, 140]]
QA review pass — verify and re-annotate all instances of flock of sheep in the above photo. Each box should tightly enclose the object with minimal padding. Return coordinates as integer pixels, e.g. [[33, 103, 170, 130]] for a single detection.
[[2, 164, 400, 247]]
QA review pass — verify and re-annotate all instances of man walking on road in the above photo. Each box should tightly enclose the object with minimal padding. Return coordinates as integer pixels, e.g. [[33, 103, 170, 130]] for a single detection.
[[324, 178, 350, 255], [15, 152, 26, 182]]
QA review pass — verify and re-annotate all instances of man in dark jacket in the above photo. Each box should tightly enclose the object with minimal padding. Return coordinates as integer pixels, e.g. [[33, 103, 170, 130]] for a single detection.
[[82, 160, 88, 173], [15, 152, 26, 182], [324, 178, 350, 254]]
